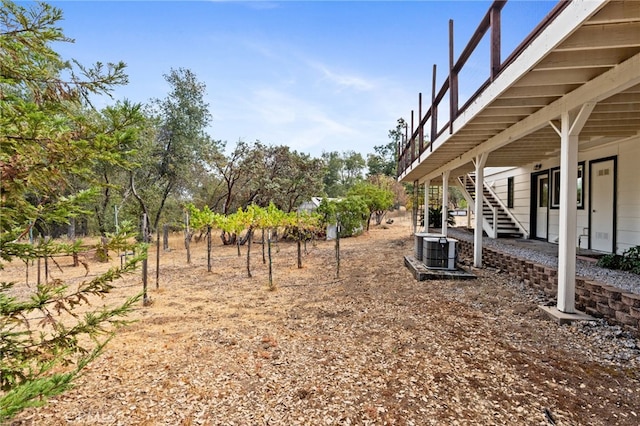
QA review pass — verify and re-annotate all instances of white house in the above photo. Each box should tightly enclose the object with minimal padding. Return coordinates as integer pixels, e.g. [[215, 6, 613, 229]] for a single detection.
[[397, 0, 640, 316]]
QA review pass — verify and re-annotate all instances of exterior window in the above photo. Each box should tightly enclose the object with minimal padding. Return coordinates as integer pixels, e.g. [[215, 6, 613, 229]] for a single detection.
[[551, 168, 561, 208], [507, 177, 514, 209], [577, 162, 584, 209], [550, 162, 585, 209]]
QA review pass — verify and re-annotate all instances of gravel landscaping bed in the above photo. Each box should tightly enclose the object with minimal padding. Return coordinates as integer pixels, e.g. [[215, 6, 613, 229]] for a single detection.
[[448, 228, 640, 295]]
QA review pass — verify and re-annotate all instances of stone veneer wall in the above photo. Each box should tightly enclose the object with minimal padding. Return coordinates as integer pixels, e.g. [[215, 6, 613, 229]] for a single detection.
[[456, 240, 640, 333]]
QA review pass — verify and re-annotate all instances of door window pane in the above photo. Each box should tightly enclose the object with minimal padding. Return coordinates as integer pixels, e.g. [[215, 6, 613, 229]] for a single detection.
[[539, 177, 548, 208]]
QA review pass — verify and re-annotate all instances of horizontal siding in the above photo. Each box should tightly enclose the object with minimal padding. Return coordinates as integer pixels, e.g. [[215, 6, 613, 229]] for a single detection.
[[480, 135, 639, 250], [616, 136, 640, 252]]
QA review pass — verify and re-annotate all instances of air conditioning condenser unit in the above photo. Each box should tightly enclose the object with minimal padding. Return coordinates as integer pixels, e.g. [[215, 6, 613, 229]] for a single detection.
[[414, 232, 430, 261], [422, 237, 457, 270]]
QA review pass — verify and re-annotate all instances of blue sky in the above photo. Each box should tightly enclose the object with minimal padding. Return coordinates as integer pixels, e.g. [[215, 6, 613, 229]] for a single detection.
[[48, 0, 556, 158]]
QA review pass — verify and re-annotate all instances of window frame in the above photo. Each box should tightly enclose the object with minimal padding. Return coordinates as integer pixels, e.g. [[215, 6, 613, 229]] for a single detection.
[[549, 162, 585, 210], [550, 167, 561, 209], [507, 176, 514, 209], [577, 161, 585, 209]]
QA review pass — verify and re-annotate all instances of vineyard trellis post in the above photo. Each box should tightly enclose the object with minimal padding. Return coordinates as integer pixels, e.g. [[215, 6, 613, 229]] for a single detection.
[[156, 226, 160, 289], [141, 213, 150, 305], [297, 233, 302, 269], [184, 209, 192, 264], [207, 225, 212, 273], [267, 229, 274, 290], [335, 218, 341, 279], [246, 227, 252, 278], [295, 212, 302, 269], [44, 253, 49, 284]]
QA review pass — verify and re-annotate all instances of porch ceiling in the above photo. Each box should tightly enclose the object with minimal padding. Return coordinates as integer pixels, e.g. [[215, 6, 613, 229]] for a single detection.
[[401, 0, 640, 185]]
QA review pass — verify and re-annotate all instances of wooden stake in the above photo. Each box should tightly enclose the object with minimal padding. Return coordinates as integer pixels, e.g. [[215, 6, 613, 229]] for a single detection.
[[268, 229, 274, 290], [207, 225, 212, 273], [335, 220, 341, 279], [142, 213, 150, 306], [156, 225, 160, 289]]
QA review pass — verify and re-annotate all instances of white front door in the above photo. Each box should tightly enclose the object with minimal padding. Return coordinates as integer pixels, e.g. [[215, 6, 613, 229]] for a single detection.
[[590, 159, 615, 253], [536, 174, 549, 240]]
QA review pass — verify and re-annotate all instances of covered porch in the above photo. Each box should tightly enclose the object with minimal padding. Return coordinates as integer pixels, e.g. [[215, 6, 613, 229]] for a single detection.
[[397, 0, 640, 318]]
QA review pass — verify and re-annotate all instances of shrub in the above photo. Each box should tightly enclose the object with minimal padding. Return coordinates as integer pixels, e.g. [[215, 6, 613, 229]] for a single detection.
[[596, 245, 640, 275], [316, 197, 369, 238], [427, 206, 456, 228]]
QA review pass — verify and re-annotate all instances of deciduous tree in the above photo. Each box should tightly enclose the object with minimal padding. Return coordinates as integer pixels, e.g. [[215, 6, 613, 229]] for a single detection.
[[316, 197, 369, 238], [129, 68, 220, 230], [348, 181, 394, 229], [206, 140, 324, 215]]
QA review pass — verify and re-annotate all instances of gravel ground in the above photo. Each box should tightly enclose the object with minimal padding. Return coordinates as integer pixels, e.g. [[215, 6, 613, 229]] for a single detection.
[[447, 228, 640, 295]]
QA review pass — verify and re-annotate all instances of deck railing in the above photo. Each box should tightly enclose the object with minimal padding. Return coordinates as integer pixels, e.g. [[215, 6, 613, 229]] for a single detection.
[[396, 0, 570, 179]]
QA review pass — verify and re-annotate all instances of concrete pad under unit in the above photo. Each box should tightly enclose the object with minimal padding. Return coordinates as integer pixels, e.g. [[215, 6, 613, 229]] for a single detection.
[[404, 255, 476, 281], [538, 305, 596, 325]]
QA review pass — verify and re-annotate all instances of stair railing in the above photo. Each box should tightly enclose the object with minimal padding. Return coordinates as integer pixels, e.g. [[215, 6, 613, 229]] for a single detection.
[[457, 173, 528, 239], [483, 200, 499, 239], [457, 175, 498, 238], [480, 176, 529, 239]]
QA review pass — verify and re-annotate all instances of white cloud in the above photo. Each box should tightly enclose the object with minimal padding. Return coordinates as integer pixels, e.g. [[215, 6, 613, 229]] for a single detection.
[[308, 61, 376, 92], [247, 87, 358, 151]]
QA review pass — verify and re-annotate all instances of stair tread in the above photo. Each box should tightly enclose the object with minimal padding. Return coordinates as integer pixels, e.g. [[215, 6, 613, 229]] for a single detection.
[[461, 173, 524, 238]]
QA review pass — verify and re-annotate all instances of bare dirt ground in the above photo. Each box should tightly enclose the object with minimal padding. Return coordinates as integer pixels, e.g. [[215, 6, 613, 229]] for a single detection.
[[6, 216, 640, 426]]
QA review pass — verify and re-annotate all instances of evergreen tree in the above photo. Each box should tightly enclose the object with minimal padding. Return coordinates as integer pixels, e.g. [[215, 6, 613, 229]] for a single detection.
[[1, 1, 144, 420]]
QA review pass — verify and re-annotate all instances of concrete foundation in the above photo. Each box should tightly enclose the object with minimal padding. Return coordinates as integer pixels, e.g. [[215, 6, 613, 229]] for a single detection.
[[538, 305, 597, 325], [404, 255, 476, 281]]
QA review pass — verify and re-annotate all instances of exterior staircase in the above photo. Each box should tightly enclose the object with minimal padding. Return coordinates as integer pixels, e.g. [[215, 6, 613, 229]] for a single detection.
[[458, 173, 527, 239]]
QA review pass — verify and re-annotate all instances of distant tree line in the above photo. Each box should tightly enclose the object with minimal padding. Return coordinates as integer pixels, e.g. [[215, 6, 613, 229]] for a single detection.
[[12, 64, 407, 240]]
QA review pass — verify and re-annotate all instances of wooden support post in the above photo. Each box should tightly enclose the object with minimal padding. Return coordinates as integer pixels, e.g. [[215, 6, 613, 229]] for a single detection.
[[410, 110, 415, 161], [442, 171, 450, 237], [418, 92, 423, 154], [449, 19, 458, 134], [412, 180, 419, 235], [474, 153, 489, 268], [557, 103, 595, 313], [490, 4, 501, 81], [423, 179, 431, 232], [431, 64, 437, 149]]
